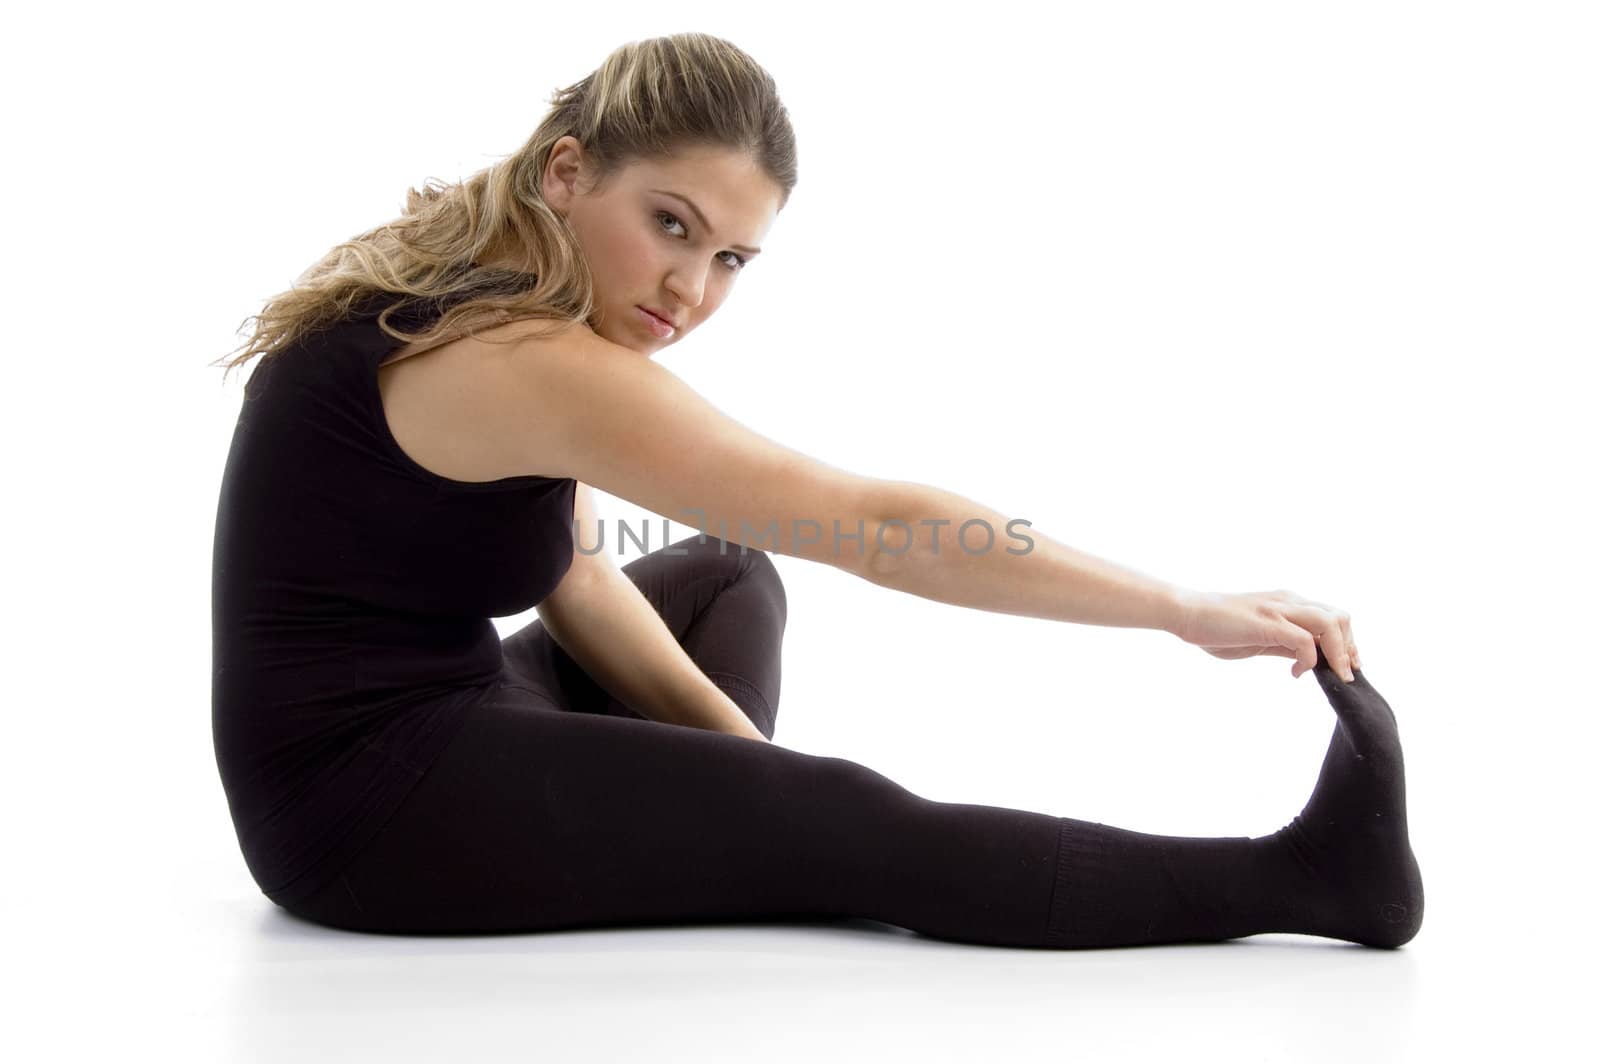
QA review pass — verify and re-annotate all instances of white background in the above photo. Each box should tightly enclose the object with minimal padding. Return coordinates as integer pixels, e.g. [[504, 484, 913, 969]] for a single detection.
[[6, 0, 1595, 1059]]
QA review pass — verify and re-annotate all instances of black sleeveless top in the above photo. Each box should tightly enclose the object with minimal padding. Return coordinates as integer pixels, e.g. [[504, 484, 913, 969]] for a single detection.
[[210, 281, 577, 907]]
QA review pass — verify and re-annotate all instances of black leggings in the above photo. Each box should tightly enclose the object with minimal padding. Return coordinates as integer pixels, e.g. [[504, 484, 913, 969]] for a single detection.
[[279, 534, 1416, 948], [282, 534, 1065, 944]]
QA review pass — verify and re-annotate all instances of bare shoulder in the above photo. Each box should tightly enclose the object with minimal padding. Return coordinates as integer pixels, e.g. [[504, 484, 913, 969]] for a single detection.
[[498, 324, 885, 572], [376, 316, 581, 484]]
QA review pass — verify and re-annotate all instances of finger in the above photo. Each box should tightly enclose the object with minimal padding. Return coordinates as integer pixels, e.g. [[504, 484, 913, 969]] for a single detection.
[[1299, 601, 1350, 675], [1285, 626, 1316, 678], [1286, 605, 1354, 681], [1304, 599, 1357, 678]]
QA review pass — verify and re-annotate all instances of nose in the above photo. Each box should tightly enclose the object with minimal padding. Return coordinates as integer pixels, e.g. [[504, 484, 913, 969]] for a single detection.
[[664, 266, 709, 315]]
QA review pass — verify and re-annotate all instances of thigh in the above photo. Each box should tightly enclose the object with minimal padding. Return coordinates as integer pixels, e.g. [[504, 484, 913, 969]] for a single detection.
[[280, 681, 1063, 945]]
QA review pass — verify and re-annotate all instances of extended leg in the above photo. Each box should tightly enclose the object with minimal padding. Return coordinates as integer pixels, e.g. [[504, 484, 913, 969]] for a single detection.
[[281, 691, 1065, 946], [284, 649, 1421, 950]]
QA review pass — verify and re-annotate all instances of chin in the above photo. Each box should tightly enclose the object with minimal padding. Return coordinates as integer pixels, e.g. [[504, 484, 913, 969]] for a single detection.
[[596, 309, 673, 355], [621, 333, 660, 357]]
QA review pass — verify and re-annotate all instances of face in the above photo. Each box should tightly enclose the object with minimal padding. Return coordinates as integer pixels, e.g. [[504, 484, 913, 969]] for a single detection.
[[540, 136, 783, 354]]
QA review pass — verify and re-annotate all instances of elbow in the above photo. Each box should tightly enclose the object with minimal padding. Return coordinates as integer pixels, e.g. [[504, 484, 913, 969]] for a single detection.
[[778, 473, 918, 581], [846, 478, 919, 584], [860, 541, 901, 584]]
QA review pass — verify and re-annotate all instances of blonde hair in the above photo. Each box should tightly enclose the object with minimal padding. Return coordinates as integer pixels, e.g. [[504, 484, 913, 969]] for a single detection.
[[210, 32, 797, 384]]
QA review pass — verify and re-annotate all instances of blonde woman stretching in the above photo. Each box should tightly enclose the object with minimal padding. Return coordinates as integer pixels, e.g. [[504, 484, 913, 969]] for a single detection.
[[210, 33, 1423, 948]]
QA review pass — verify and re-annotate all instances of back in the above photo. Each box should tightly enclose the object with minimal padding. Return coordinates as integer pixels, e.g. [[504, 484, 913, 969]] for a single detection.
[[210, 282, 577, 906]]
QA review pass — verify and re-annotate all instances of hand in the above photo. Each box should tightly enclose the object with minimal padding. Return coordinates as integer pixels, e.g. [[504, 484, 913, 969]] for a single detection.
[[1170, 588, 1361, 682]]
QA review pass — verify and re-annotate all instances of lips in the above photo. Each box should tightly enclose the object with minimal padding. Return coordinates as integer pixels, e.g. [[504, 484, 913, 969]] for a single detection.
[[640, 306, 679, 329]]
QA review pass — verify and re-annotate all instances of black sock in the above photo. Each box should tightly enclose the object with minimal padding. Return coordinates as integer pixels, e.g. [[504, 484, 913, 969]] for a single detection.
[[1045, 646, 1423, 949], [1254, 646, 1425, 947]]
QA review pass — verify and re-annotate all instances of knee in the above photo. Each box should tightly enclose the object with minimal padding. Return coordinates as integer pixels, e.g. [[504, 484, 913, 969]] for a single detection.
[[668, 535, 787, 626], [739, 548, 787, 628]]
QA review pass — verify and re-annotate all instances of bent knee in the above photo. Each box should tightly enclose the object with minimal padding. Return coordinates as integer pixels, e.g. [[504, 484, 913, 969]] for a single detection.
[[670, 535, 787, 620], [740, 548, 787, 622]]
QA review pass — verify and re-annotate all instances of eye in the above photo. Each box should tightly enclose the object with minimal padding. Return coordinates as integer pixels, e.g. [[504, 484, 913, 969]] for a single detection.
[[655, 210, 748, 272]]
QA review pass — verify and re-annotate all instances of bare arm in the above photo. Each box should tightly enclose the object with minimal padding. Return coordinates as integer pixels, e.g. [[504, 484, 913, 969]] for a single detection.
[[536, 483, 767, 741], [493, 324, 1176, 630], [859, 479, 1186, 632]]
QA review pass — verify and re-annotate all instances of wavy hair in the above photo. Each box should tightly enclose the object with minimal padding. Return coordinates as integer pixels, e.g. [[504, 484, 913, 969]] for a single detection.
[[210, 32, 798, 384]]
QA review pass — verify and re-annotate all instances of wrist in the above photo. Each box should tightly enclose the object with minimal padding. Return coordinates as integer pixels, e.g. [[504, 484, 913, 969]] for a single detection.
[[670, 680, 767, 740], [1160, 585, 1195, 638]]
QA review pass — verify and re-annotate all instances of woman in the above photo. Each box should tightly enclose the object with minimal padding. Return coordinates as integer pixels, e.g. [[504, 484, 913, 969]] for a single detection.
[[210, 33, 1422, 948]]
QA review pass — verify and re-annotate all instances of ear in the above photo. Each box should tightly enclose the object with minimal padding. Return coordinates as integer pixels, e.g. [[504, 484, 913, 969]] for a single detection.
[[543, 136, 589, 211]]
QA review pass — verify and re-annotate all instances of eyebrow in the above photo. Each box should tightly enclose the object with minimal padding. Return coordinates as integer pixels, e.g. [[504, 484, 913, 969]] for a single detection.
[[649, 188, 763, 256]]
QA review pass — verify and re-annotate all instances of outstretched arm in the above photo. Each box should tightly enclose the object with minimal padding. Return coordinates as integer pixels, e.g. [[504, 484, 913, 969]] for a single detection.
[[858, 480, 1361, 680], [492, 322, 1179, 631], [858, 479, 1184, 632]]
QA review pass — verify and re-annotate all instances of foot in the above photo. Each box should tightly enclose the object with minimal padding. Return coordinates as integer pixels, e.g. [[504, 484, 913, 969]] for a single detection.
[[1259, 647, 1425, 947]]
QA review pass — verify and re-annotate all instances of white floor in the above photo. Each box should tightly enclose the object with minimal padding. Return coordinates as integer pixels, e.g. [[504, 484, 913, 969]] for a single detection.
[[20, 859, 1580, 1062]]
